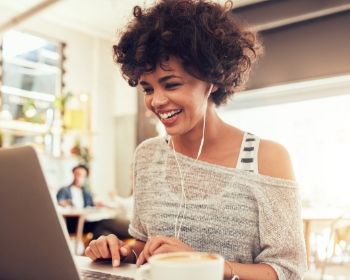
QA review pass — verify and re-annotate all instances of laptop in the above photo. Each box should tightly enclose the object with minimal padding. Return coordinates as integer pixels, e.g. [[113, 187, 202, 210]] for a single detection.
[[0, 146, 136, 280]]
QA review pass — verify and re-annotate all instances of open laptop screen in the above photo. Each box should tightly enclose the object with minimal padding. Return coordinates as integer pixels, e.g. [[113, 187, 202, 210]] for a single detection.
[[0, 146, 81, 279]]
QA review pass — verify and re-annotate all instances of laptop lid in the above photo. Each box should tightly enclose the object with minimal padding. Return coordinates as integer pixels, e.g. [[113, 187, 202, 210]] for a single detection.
[[0, 146, 81, 280]]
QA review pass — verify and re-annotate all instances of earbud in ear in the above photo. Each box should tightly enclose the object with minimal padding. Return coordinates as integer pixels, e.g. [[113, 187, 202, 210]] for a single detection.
[[207, 84, 214, 98]]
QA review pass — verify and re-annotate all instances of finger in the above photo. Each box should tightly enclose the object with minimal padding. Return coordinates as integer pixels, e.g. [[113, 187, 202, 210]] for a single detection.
[[141, 238, 152, 263], [148, 237, 170, 254], [137, 236, 165, 265], [106, 234, 122, 267], [145, 236, 174, 259], [119, 244, 131, 257], [93, 238, 108, 259], [136, 250, 146, 266], [142, 238, 159, 262], [96, 236, 111, 259], [85, 246, 97, 261], [152, 244, 172, 255], [88, 240, 102, 259], [142, 246, 152, 263]]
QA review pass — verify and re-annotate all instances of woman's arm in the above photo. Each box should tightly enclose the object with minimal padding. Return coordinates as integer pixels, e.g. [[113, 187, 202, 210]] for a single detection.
[[135, 236, 278, 279], [224, 261, 277, 280], [258, 139, 295, 180], [253, 139, 307, 279]]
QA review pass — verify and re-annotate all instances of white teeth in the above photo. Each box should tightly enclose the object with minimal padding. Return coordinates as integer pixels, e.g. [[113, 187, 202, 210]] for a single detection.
[[159, 109, 182, 119]]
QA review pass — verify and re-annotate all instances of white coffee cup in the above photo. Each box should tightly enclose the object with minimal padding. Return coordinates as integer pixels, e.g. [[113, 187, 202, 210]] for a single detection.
[[135, 251, 224, 280]]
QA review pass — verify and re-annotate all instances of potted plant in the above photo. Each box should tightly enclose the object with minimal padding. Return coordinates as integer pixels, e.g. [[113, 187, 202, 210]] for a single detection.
[[70, 139, 92, 167]]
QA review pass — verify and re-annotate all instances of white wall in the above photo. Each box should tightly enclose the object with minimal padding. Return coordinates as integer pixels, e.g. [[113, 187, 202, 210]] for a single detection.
[[4, 13, 137, 199], [113, 65, 138, 197], [89, 38, 117, 200], [114, 68, 138, 117]]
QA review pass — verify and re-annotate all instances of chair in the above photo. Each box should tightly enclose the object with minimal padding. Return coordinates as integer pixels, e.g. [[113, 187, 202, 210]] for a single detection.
[[320, 209, 350, 279]]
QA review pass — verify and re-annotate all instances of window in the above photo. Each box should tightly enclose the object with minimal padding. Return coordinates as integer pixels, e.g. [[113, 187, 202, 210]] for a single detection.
[[219, 76, 350, 207], [0, 30, 65, 154]]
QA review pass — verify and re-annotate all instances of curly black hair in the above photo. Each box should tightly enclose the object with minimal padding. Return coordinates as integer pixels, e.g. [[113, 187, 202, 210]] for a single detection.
[[113, 0, 262, 106]]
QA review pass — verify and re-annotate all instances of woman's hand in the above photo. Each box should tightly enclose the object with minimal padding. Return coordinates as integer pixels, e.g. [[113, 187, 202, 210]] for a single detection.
[[136, 235, 194, 265], [85, 234, 133, 267]]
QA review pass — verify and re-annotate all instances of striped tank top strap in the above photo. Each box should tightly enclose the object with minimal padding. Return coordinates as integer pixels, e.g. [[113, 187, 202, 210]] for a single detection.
[[235, 132, 260, 173]]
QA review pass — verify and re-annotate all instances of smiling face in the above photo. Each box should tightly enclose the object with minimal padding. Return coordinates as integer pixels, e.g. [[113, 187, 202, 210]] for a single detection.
[[140, 57, 213, 137]]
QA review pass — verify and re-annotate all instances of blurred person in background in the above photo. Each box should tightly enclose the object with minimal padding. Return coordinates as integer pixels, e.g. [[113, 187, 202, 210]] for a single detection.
[[57, 164, 132, 240], [57, 164, 94, 209], [56, 164, 98, 235]]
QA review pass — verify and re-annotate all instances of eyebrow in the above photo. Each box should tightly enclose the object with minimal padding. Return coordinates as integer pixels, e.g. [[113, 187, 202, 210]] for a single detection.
[[140, 75, 181, 86]]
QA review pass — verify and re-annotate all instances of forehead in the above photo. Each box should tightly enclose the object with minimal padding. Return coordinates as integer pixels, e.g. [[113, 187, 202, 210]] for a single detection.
[[140, 57, 187, 81], [74, 168, 87, 175]]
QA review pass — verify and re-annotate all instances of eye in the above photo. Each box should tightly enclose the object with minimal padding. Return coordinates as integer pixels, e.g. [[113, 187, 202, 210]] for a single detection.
[[165, 83, 182, 90], [142, 87, 154, 95]]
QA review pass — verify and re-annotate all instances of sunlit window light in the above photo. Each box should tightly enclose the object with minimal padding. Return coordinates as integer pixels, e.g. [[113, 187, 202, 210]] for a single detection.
[[2, 30, 47, 59], [219, 81, 350, 208]]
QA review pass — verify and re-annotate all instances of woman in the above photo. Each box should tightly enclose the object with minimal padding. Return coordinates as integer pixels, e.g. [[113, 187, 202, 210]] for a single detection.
[[85, 1, 307, 279]]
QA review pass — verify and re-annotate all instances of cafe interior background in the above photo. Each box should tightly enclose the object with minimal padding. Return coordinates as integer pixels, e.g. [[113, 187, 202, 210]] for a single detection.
[[0, 0, 349, 279]]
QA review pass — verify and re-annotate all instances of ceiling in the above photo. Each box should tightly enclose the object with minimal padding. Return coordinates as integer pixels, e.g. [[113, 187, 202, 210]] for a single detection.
[[0, 0, 267, 40]]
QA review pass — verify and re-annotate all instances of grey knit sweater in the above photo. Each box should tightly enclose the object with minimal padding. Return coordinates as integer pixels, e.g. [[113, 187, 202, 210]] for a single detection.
[[129, 136, 307, 280]]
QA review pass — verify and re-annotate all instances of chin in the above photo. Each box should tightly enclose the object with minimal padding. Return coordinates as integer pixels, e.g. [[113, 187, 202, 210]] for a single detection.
[[163, 126, 180, 136], [164, 130, 179, 137], [164, 126, 190, 137]]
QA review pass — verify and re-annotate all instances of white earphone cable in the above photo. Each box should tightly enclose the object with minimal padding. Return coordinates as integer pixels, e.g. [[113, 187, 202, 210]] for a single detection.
[[172, 84, 213, 239]]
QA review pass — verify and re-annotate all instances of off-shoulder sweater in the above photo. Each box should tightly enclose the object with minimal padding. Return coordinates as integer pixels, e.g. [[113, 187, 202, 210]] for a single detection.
[[129, 135, 307, 280]]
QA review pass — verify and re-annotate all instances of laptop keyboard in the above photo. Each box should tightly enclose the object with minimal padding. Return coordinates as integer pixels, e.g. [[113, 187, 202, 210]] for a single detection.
[[81, 269, 133, 280]]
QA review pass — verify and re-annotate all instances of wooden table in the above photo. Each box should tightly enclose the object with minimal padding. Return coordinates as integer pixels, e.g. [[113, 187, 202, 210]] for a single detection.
[[57, 207, 117, 254]]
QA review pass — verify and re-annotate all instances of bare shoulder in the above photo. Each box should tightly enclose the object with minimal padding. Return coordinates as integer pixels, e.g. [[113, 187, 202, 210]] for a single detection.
[[258, 139, 295, 180]]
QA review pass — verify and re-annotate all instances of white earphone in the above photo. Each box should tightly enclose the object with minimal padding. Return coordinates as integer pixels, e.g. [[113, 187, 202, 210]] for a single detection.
[[196, 84, 213, 159], [207, 85, 213, 97], [172, 84, 213, 239]]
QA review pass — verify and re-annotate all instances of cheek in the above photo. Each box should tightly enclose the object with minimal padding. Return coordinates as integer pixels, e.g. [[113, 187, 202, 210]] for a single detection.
[[144, 96, 152, 110], [184, 97, 206, 116]]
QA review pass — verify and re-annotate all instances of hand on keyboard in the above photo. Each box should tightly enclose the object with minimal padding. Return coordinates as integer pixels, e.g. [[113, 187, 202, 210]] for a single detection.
[[85, 234, 133, 267]]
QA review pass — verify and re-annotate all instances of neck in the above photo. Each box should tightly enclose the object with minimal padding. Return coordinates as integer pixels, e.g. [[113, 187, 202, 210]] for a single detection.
[[171, 105, 225, 158]]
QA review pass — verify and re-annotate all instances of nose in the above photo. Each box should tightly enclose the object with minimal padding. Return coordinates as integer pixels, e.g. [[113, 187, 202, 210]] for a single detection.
[[150, 89, 169, 108]]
